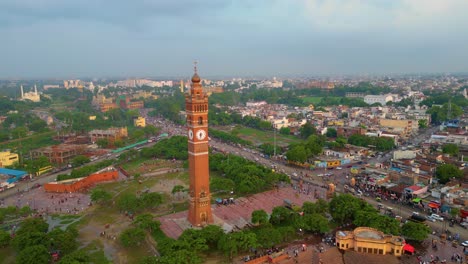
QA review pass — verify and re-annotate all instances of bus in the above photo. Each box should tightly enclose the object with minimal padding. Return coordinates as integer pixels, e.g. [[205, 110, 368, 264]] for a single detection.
[[36, 165, 53, 176]]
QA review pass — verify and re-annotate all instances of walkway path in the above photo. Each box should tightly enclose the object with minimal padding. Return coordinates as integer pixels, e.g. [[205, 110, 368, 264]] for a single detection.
[[159, 186, 326, 239]]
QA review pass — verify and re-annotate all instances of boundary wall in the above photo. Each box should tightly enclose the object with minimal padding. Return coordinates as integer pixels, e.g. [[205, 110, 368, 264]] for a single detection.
[[44, 170, 118, 193]]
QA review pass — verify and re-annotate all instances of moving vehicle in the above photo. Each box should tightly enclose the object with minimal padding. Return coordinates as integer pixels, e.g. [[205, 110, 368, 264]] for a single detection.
[[430, 214, 444, 221], [461, 241, 468, 247], [410, 213, 427, 223]]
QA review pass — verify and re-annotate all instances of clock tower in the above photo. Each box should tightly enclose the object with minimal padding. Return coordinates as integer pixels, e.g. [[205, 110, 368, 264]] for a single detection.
[[186, 64, 213, 226]]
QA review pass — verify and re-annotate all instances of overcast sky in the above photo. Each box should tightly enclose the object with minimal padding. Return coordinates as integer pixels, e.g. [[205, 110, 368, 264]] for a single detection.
[[1, 0, 468, 79]]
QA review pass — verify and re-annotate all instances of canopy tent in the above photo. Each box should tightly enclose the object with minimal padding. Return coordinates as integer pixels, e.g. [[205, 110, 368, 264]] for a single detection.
[[403, 243, 415, 254], [412, 198, 422, 203], [428, 203, 441, 209]]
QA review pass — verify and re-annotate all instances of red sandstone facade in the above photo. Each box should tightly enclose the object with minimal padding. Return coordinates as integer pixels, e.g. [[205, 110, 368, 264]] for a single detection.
[[186, 67, 213, 226], [44, 170, 118, 193]]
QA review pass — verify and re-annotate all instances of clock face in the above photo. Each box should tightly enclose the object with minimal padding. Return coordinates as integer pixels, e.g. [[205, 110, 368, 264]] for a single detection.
[[188, 129, 194, 140], [196, 129, 207, 140]]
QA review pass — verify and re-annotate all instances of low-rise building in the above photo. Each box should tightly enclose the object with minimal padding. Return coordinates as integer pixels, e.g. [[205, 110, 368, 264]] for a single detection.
[[0, 151, 19, 167], [134, 117, 146, 127], [336, 227, 406, 256], [89, 127, 128, 144], [31, 144, 86, 165]]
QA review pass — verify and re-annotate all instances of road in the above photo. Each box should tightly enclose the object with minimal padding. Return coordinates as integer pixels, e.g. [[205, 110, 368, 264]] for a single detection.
[[4, 114, 466, 240]]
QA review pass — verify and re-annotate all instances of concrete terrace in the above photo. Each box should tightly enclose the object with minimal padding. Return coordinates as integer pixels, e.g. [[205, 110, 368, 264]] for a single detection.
[[159, 186, 326, 239]]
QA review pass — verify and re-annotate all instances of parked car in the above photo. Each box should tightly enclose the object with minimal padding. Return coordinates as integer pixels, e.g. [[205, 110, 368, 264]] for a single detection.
[[426, 216, 437, 222], [336, 167, 342, 170], [430, 214, 444, 221], [460, 222, 468, 229], [461, 241, 468, 247]]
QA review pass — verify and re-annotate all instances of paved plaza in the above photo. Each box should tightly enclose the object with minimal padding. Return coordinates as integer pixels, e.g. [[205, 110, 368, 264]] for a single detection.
[[159, 185, 327, 239]]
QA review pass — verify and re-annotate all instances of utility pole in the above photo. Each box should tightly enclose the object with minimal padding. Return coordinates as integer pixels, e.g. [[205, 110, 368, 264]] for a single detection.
[[273, 125, 277, 158]]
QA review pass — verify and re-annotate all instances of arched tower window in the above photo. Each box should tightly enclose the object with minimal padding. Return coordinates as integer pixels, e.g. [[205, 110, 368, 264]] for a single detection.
[[198, 117, 203, 125]]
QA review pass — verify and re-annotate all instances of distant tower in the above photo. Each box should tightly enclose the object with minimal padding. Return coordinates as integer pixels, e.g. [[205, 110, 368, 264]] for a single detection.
[[34, 84, 38, 95], [186, 62, 213, 226], [180, 80, 184, 93], [464, 88, 468, 99], [20, 85, 24, 98]]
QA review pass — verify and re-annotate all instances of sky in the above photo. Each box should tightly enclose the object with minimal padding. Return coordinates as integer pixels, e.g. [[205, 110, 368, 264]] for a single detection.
[[1, 0, 468, 79]]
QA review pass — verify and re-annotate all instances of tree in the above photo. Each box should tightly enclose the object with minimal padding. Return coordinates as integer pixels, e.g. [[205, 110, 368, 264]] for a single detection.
[[442, 144, 459, 156], [90, 188, 112, 204], [16, 245, 51, 264], [251, 210, 269, 225], [302, 199, 328, 215], [11, 126, 28, 139], [198, 225, 224, 248], [435, 164, 463, 184], [171, 185, 186, 199], [18, 206, 32, 217], [134, 214, 160, 233], [210, 177, 235, 193], [450, 208, 460, 219], [117, 193, 140, 212], [16, 218, 49, 236], [299, 123, 316, 139], [143, 125, 160, 137], [418, 119, 428, 129], [140, 192, 163, 209], [96, 138, 109, 148], [255, 227, 282, 248], [28, 119, 48, 132], [270, 206, 293, 225], [58, 250, 90, 263], [259, 143, 275, 156], [286, 145, 309, 163], [120, 227, 145, 247], [401, 221, 431, 242], [0, 230, 10, 248], [71, 155, 90, 168], [303, 214, 330, 234], [305, 135, 326, 156], [12, 232, 49, 251], [326, 128, 337, 138], [47, 228, 78, 255], [329, 194, 367, 224], [217, 231, 257, 259], [279, 127, 290, 135]]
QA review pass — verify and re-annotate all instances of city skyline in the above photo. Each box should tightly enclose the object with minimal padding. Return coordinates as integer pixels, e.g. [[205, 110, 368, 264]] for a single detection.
[[1, 0, 468, 78]]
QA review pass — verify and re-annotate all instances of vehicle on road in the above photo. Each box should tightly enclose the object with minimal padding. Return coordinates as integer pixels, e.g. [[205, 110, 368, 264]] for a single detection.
[[336, 167, 342, 170], [430, 214, 444, 221], [409, 214, 427, 223], [426, 216, 437, 222], [460, 222, 468, 229], [461, 241, 468, 247]]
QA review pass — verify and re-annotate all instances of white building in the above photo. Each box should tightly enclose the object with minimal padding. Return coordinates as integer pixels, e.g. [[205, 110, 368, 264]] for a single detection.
[[20, 85, 40, 102], [364, 94, 394, 105]]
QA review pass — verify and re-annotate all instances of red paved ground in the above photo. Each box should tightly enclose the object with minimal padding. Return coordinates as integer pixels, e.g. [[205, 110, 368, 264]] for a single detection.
[[159, 186, 326, 239]]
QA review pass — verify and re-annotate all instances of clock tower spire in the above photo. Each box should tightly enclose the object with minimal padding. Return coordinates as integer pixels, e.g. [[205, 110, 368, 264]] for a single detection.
[[186, 63, 213, 226]]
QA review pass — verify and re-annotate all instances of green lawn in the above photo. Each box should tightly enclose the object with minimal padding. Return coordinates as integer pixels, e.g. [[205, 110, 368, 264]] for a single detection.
[[302, 96, 323, 104], [233, 126, 302, 147], [2, 131, 58, 154], [0, 247, 15, 264]]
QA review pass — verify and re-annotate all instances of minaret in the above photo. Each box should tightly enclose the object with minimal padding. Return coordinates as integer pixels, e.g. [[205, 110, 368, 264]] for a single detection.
[[34, 84, 38, 95], [186, 62, 213, 226], [180, 80, 184, 93], [20, 85, 24, 98]]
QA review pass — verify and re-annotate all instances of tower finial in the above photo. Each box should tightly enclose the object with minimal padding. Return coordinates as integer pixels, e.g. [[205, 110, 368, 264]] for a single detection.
[[194, 60, 198, 74]]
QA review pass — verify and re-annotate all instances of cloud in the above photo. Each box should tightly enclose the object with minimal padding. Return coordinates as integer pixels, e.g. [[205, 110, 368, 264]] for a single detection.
[[300, 0, 468, 34], [0, 0, 231, 29]]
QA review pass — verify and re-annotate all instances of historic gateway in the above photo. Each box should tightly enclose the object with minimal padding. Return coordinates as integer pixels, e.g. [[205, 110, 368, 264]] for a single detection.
[[185, 66, 213, 226]]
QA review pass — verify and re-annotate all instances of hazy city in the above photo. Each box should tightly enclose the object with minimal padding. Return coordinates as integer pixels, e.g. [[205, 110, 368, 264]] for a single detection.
[[1, 1, 468, 264]]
